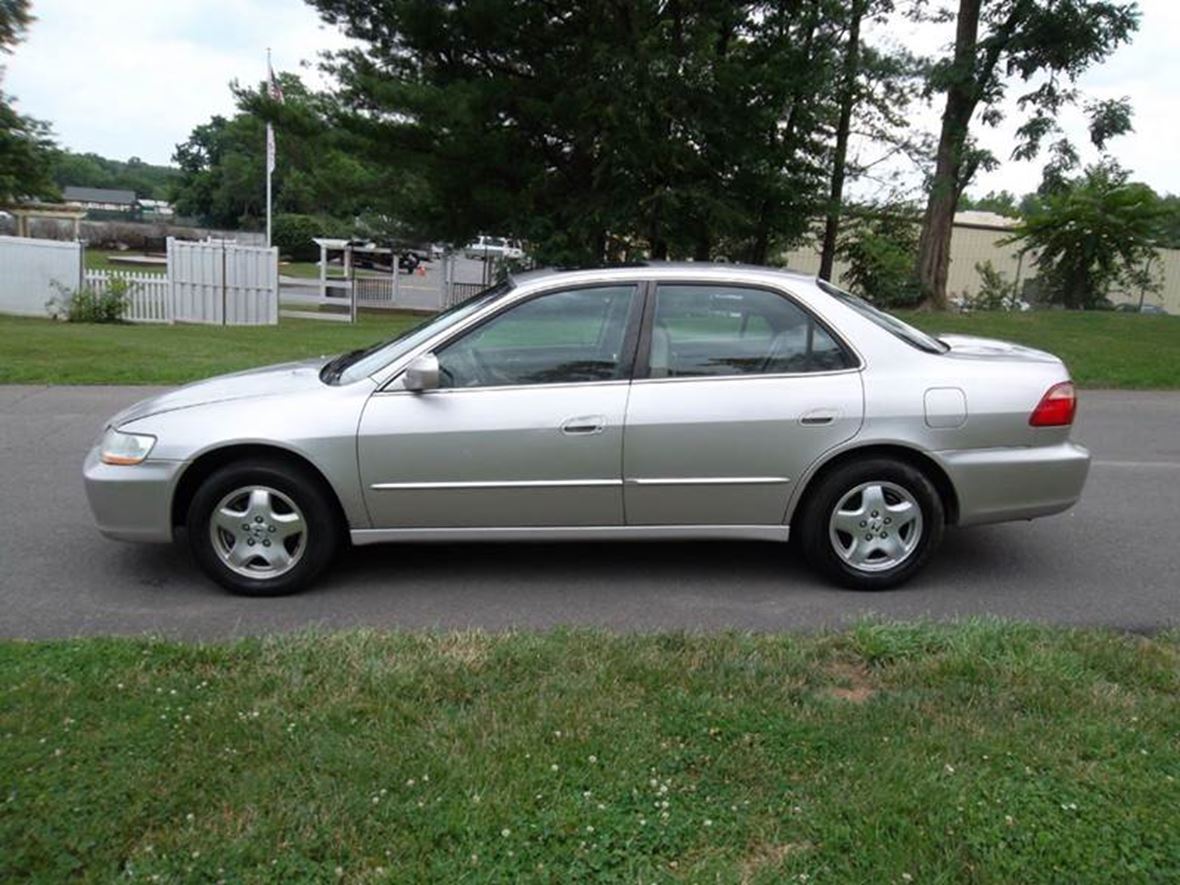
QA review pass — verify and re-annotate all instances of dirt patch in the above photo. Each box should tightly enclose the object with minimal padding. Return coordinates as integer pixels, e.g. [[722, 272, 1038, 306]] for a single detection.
[[740, 841, 814, 882], [823, 659, 876, 703]]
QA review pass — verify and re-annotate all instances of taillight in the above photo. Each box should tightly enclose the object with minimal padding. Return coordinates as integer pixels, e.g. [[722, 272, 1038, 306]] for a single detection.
[[1029, 381, 1077, 427]]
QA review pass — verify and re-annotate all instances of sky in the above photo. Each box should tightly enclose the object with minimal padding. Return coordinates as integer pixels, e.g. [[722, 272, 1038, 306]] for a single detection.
[[3, 0, 1179, 199]]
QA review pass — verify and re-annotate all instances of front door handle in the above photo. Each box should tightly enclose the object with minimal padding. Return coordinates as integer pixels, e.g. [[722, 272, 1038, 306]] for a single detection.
[[561, 415, 606, 435]]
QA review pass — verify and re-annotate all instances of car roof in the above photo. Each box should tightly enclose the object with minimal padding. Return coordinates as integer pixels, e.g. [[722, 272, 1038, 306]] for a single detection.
[[510, 261, 817, 289]]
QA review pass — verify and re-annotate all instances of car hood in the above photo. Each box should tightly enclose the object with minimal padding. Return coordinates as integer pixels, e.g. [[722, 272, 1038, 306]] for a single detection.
[[938, 334, 1061, 364], [110, 359, 330, 426]]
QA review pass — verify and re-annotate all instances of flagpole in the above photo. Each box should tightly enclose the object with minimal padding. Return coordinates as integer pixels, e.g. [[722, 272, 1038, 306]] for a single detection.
[[265, 47, 273, 249]]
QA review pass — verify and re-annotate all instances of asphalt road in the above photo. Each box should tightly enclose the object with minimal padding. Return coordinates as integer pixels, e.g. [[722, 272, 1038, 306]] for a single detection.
[[0, 385, 1177, 639]]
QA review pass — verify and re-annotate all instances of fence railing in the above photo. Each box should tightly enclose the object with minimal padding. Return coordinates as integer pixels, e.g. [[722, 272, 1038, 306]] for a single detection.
[[84, 269, 172, 324], [444, 281, 488, 308]]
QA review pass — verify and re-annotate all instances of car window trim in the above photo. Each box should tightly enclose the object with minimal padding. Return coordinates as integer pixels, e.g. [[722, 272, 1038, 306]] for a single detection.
[[633, 280, 862, 381], [377, 279, 648, 393]]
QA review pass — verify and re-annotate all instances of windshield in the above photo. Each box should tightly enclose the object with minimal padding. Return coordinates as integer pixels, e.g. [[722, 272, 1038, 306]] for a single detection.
[[816, 279, 947, 355], [323, 282, 510, 385]]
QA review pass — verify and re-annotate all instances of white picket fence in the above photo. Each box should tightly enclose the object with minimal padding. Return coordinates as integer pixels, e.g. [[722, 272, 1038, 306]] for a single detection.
[[0, 235, 279, 325], [84, 270, 172, 323]]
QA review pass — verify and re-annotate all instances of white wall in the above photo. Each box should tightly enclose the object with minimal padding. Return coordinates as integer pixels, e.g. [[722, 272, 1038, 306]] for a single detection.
[[0, 236, 81, 317]]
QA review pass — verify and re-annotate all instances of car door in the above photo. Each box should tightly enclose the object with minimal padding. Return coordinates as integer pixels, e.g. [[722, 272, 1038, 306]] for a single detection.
[[358, 283, 642, 528], [622, 282, 864, 526]]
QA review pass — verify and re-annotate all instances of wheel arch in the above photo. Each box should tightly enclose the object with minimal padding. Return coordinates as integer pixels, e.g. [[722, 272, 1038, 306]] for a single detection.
[[788, 443, 960, 528], [171, 443, 350, 536]]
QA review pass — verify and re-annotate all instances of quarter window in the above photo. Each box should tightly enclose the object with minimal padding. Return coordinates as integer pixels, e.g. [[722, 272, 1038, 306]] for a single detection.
[[649, 285, 853, 377], [436, 285, 637, 388]]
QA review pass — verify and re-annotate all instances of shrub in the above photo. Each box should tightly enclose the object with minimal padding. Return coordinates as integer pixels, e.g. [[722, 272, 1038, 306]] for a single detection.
[[963, 260, 1021, 311], [46, 277, 130, 323], [835, 210, 923, 307], [272, 214, 350, 262]]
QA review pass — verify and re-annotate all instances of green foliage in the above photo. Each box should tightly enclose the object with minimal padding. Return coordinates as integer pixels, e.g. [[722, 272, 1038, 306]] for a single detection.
[[836, 209, 922, 307], [0, 0, 57, 202], [964, 260, 1021, 311], [172, 73, 398, 232], [0, 92, 56, 202], [271, 213, 349, 261], [915, 0, 1140, 307], [957, 189, 1022, 217], [49, 151, 178, 201], [310, 0, 857, 264], [0, 0, 32, 51], [1, 625, 1178, 880], [1011, 162, 1165, 309], [45, 277, 130, 324]]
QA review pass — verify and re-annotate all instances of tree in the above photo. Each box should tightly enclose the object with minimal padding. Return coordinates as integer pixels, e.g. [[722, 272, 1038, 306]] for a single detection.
[[957, 188, 1021, 216], [308, 0, 853, 265], [49, 151, 179, 199], [818, 1, 922, 280], [835, 204, 923, 306], [172, 73, 396, 230], [0, 0, 32, 50], [1010, 162, 1163, 309], [0, 0, 56, 202], [913, 0, 1139, 309]]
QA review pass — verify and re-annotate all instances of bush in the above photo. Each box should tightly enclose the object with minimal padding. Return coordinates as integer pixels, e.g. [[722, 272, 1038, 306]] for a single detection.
[[963, 260, 1021, 311], [835, 210, 922, 307], [46, 277, 130, 323], [272, 214, 349, 262]]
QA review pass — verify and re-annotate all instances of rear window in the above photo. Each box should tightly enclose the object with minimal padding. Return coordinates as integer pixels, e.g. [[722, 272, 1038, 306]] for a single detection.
[[816, 279, 947, 354]]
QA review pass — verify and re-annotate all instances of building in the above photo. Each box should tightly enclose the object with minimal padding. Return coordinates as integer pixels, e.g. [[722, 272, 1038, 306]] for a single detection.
[[61, 186, 138, 213], [138, 199, 175, 219], [780, 211, 1180, 314]]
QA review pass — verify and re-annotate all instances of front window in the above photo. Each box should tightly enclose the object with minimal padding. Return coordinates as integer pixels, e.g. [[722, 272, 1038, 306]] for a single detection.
[[648, 284, 854, 378], [325, 283, 509, 385], [436, 285, 637, 388]]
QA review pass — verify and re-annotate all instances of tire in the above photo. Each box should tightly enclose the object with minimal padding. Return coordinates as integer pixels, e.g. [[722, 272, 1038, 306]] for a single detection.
[[798, 457, 944, 591], [187, 459, 341, 596]]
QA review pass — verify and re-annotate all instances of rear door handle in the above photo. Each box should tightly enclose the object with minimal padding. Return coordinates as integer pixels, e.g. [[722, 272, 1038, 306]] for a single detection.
[[561, 415, 606, 435], [800, 408, 840, 426]]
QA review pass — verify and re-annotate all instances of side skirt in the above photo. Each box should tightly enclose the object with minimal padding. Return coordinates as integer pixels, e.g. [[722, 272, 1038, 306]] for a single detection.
[[350, 525, 791, 546]]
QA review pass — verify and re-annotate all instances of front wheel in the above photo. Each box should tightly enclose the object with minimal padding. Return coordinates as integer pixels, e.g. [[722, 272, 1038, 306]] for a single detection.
[[798, 458, 944, 591], [187, 459, 341, 596]]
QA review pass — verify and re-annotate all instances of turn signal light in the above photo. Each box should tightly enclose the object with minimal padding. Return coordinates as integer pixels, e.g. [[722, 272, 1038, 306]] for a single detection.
[[1029, 381, 1077, 427]]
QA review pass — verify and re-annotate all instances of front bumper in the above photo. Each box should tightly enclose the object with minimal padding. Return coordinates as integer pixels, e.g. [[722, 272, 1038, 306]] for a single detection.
[[83, 446, 184, 543], [937, 441, 1091, 527]]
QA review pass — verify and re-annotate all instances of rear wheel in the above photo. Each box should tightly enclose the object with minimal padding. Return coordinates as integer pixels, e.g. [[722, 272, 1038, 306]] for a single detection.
[[187, 459, 340, 596], [798, 458, 944, 591]]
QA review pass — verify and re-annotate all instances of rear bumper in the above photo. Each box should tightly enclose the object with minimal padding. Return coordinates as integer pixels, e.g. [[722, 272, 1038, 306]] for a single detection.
[[83, 446, 183, 543], [937, 441, 1091, 527]]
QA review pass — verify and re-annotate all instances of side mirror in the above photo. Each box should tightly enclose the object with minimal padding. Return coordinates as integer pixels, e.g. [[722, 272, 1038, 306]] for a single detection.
[[402, 353, 440, 392]]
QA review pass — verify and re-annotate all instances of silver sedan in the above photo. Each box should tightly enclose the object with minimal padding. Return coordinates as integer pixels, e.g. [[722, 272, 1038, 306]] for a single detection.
[[84, 264, 1090, 595]]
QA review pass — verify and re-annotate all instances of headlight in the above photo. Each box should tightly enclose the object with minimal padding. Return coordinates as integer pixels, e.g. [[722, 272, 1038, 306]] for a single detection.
[[99, 427, 157, 465]]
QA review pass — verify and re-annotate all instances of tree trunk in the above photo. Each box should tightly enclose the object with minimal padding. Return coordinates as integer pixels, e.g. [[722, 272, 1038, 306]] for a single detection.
[[818, 0, 865, 282], [915, 0, 982, 309]]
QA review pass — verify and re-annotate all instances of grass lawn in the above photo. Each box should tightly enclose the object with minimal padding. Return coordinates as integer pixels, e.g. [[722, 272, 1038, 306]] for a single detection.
[[280, 261, 394, 280], [897, 309, 1180, 389], [1, 622, 1176, 881], [0, 308, 1177, 388], [83, 251, 166, 275], [0, 313, 419, 385]]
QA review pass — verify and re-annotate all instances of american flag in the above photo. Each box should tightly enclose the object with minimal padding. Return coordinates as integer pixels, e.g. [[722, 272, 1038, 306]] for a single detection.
[[266, 59, 283, 173]]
